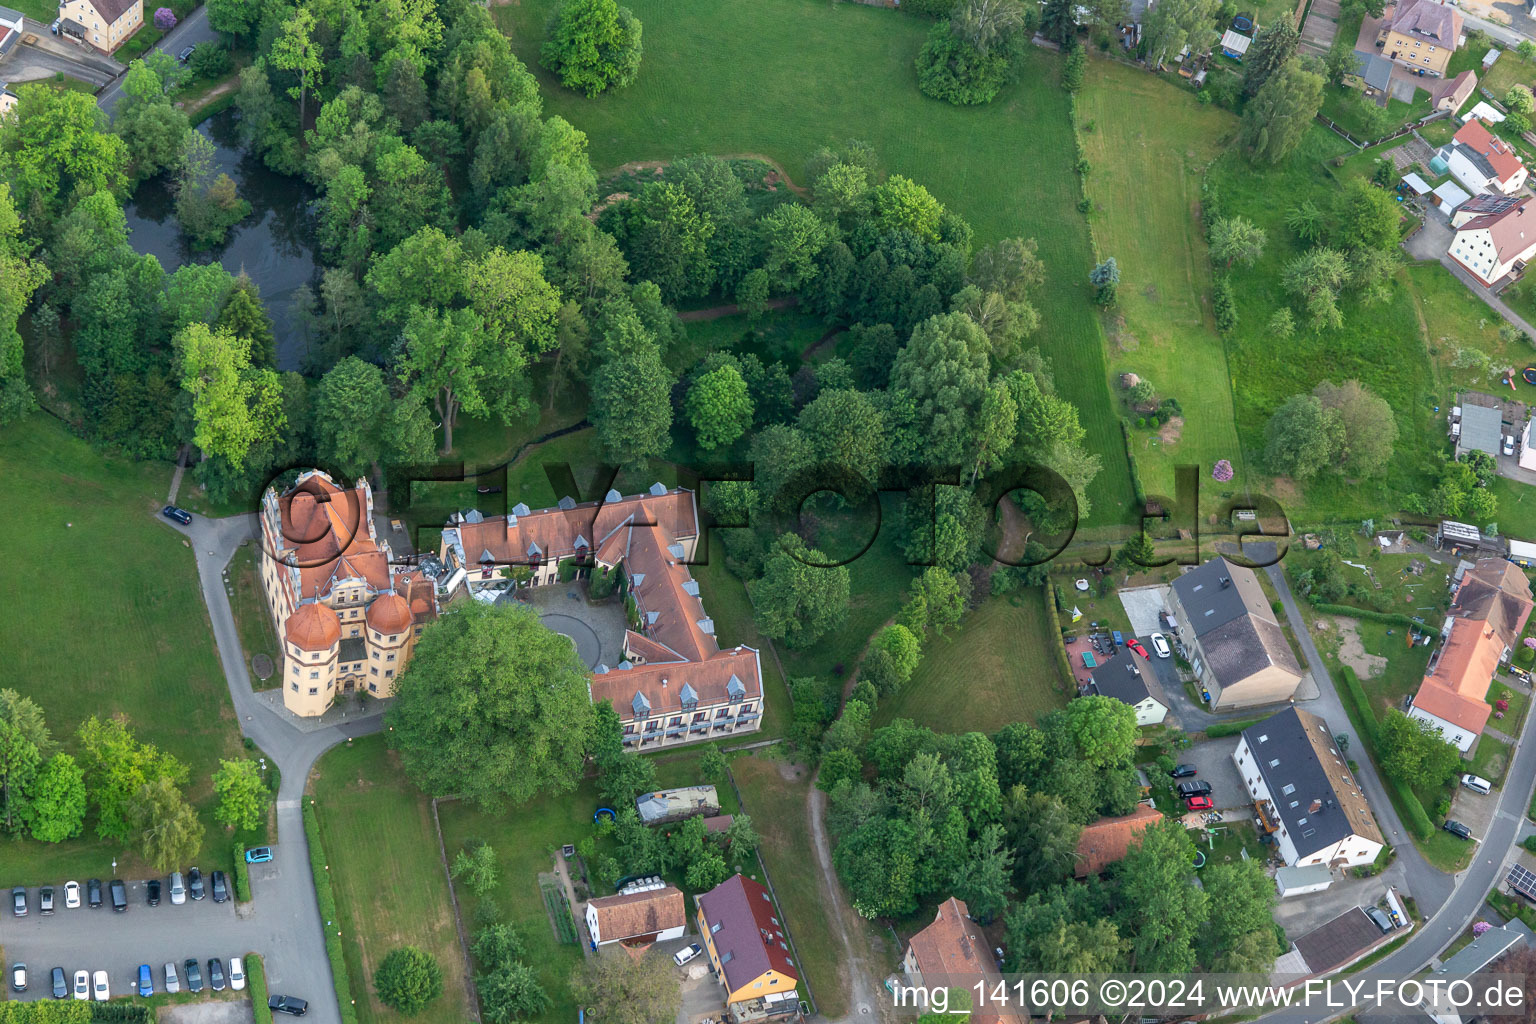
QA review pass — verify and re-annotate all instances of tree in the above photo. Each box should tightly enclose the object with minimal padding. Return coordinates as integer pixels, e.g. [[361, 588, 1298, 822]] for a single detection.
[[1281, 246, 1350, 332], [270, 5, 324, 127], [1144, 0, 1220, 66], [114, 59, 190, 186], [211, 758, 267, 832], [175, 128, 250, 248], [871, 175, 944, 241], [1113, 818, 1206, 972], [27, 752, 86, 843], [452, 843, 500, 897], [589, 326, 673, 464], [1005, 886, 1125, 973], [1268, 307, 1296, 338], [1264, 393, 1343, 480], [1038, 0, 1077, 45], [951, 0, 1026, 52], [1062, 41, 1086, 91], [798, 387, 888, 488], [1244, 20, 1301, 95], [1090, 257, 1119, 305], [398, 305, 517, 455], [862, 624, 924, 696], [759, 203, 832, 290], [950, 823, 1013, 923], [1508, 84, 1536, 115], [1243, 61, 1325, 164], [1003, 788, 1081, 894], [1314, 380, 1396, 477], [0, 689, 51, 834], [127, 776, 205, 872], [541, 0, 643, 97], [749, 534, 851, 648], [1210, 216, 1267, 268], [76, 716, 186, 841], [205, 0, 259, 34], [1057, 695, 1137, 768], [688, 365, 753, 450], [1287, 200, 1326, 243], [386, 602, 597, 809], [479, 959, 550, 1024], [1199, 859, 1281, 971], [891, 312, 990, 467], [175, 322, 285, 470], [569, 952, 681, 1024], [1520, 39, 1536, 62], [0, 84, 128, 225], [1334, 177, 1400, 252], [314, 356, 391, 475], [374, 947, 443, 1016], [1378, 709, 1462, 789]]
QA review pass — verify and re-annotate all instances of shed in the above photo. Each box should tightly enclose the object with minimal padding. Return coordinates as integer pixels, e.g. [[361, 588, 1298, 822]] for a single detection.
[[1401, 172, 1432, 195], [1508, 539, 1536, 567], [1363, 54, 1394, 92], [1220, 29, 1252, 57], [1432, 179, 1470, 212], [1484, 47, 1501, 68], [1275, 864, 1334, 897], [1468, 101, 1507, 123]]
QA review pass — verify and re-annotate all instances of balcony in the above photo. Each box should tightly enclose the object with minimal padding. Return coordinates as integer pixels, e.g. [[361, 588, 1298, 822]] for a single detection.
[[1255, 801, 1281, 834]]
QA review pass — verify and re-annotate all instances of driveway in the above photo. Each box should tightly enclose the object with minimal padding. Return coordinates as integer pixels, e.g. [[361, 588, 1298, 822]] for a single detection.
[[1117, 585, 1169, 637], [96, 4, 217, 112], [0, 881, 248, 1001], [1449, 780, 1498, 840], [1178, 736, 1249, 813], [2, 40, 118, 86]]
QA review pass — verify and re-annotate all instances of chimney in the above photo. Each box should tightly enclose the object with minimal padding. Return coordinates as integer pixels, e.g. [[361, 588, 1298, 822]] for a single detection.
[[1309, 799, 1323, 814]]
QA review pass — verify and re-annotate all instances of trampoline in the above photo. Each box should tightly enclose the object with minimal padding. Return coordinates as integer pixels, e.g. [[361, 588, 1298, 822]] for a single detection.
[[594, 807, 615, 824], [1523, 367, 1536, 385]]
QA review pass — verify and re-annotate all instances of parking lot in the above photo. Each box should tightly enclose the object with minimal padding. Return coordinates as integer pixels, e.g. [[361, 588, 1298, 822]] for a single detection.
[[1177, 737, 1250, 814], [0, 872, 266, 1003]]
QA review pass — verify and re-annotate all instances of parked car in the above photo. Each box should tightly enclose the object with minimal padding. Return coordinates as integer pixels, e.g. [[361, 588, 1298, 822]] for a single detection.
[[11, 963, 25, 993], [1461, 774, 1492, 795], [164, 962, 180, 995], [1504, 436, 1516, 456], [245, 847, 274, 864], [73, 971, 89, 1000], [1150, 633, 1171, 658], [183, 959, 203, 994], [63, 880, 80, 909], [92, 971, 108, 1002], [1127, 638, 1150, 659], [161, 505, 192, 525], [1185, 795, 1215, 811], [49, 17, 59, 32], [51, 967, 66, 999], [1444, 819, 1473, 840], [109, 879, 127, 912], [12, 886, 25, 917], [1111, 630, 1124, 647], [188, 867, 204, 900], [1170, 764, 1197, 778], [169, 871, 186, 905], [39, 885, 54, 915], [176, 44, 195, 62], [1176, 780, 1213, 797], [146, 879, 161, 906], [137, 965, 153, 998], [229, 957, 245, 992], [209, 958, 225, 992], [211, 870, 229, 903], [673, 943, 703, 967], [1364, 906, 1394, 933], [86, 879, 102, 908], [268, 995, 309, 1016]]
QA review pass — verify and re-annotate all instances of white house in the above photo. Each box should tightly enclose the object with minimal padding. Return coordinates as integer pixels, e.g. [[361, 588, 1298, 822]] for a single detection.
[[1448, 194, 1536, 286], [1086, 655, 1169, 726], [1234, 708, 1385, 869], [584, 882, 686, 947], [1440, 118, 1529, 196]]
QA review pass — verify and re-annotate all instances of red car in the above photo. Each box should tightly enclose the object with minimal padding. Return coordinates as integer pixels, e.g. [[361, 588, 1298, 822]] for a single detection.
[[1185, 795, 1214, 811], [1127, 639, 1150, 659]]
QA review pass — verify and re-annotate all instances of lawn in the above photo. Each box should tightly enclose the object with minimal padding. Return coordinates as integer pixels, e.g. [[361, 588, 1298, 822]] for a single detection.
[[1489, 681, 1529, 733], [492, 0, 1136, 529], [312, 736, 473, 1024], [228, 540, 280, 690], [0, 413, 247, 880], [1319, 85, 1427, 141], [874, 590, 1070, 732], [1470, 733, 1512, 785], [1075, 58, 1247, 512]]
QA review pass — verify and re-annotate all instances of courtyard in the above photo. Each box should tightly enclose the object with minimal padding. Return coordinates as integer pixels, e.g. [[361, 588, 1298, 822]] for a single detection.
[[500, 583, 628, 670]]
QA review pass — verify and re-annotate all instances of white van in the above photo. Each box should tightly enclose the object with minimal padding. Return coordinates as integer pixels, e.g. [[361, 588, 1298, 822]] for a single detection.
[[1461, 774, 1492, 795]]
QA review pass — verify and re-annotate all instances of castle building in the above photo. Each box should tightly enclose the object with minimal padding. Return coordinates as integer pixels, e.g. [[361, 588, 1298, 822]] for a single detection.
[[260, 470, 437, 717]]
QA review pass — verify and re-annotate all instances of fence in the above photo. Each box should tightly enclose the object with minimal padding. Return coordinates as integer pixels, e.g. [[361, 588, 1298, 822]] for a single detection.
[[1315, 107, 1451, 151], [430, 795, 482, 1023]]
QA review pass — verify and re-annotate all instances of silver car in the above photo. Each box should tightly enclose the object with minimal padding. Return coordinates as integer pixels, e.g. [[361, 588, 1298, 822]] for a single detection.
[[164, 962, 180, 994], [168, 872, 186, 906]]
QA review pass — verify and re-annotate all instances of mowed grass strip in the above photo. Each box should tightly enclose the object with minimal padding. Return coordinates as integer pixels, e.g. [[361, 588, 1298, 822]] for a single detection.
[[0, 413, 245, 879], [312, 736, 472, 1024], [1076, 59, 1247, 502], [873, 590, 1069, 732], [493, 0, 1136, 527]]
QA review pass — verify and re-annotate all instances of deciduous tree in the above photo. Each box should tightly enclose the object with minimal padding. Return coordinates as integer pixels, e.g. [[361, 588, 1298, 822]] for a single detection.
[[127, 776, 205, 872], [211, 758, 267, 832], [375, 946, 443, 1016], [749, 534, 851, 648], [569, 952, 681, 1024], [27, 752, 86, 843], [541, 0, 643, 97], [1243, 60, 1325, 164], [687, 365, 753, 450], [1378, 709, 1462, 789]]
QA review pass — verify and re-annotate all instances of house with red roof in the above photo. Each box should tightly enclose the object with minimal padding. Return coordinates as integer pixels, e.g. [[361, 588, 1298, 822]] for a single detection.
[[1073, 804, 1162, 877], [1441, 118, 1528, 197], [902, 897, 1023, 1024], [260, 470, 438, 717]]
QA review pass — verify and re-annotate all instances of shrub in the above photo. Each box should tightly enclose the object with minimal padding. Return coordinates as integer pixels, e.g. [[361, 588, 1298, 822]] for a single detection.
[[153, 6, 175, 29], [188, 42, 230, 78], [1213, 276, 1238, 333], [1311, 604, 1417, 628], [374, 946, 443, 1016], [304, 803, 359, 1024], [249, 954, 273, 1024], [233, 842, 251, 901], [915, 24, 1012, 105], [1204, 719, 1262, 738]]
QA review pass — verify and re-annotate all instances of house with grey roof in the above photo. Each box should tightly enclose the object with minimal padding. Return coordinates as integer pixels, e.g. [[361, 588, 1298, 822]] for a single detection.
[[1167, 557, 1306, 710], [1235, 707, 1385, 868], [1087, 655, 1169, 725]]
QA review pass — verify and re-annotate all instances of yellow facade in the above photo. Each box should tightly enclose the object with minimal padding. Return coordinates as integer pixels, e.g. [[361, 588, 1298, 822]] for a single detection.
[[57, 0, 141, 53], [1382, 27, 1452, 75], [694, 903, 796, 1004]]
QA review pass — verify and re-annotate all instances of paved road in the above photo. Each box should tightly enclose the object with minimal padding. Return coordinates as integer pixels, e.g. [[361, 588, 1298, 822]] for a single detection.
[[3, 42, 117, 86], [96, 4, 217, 112], [163, 510, 386, 1024]]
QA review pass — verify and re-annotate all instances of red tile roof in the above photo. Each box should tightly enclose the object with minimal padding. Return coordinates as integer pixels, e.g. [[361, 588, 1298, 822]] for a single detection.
[[588, 886, 686, 942], [365, 592, 412, 634], [1453, 118, 1525, 184], [1073, 804, 1161, 877], [1412, 677, 1493, 734], [285, 602, 340, 650], [906, 898, 1023, 1024], [1454, 197, 1536, 267]]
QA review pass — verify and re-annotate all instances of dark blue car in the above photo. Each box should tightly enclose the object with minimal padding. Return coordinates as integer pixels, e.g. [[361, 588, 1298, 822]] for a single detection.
[[161, 506, 192, 526]]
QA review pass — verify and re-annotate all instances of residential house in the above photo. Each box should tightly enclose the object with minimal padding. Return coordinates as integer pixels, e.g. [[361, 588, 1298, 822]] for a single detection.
[[695, 874, 799, 1018], [1430, 69, 1478, 111], [1166, 556, 1305, 710], [260, 470, 438, 718], [438, 485, 765, 749], [1448, 194, 1536, 286], [1408, 558, 1534, 751], [0, 7, 22, 58], [1074, 804, 1161, 878], [1439, 119, 1528, 197], [1379, 0, 1463, 77], [902, 897, 1022, 1024], [1273, 907, 1399, 982], [585, 882, 686, 947], [1235, 707, 1385, 868], [57, 0, 141, 53], [1087, 656, 1169, 725], [1450, 389, 1512, 456], [0, 84, 16, 118]]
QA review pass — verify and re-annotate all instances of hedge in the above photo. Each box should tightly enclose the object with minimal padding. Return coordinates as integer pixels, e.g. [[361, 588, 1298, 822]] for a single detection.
[[89, 1006, 153, 1023], [1119, 419, 1147, 509], [1204, 718, 1261, 738], [233, 842, 252, 902], [1338, 667, 1381, 747], [303, 803, 359, 1024], [248, 953, 273, 1024], [1338, 668, 1434, 839], [1312, 604, 1419, 629], [1042, 586, 1077, 693]]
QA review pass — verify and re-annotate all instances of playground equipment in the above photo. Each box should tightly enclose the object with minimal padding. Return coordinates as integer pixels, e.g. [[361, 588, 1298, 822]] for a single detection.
[[1524, 367, 1536, 385], [594, 807, 615, 824]]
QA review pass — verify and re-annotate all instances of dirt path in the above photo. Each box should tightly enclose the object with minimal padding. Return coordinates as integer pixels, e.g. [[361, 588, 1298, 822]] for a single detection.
[[678, 296, 799, 322], [608, 152, 809, 197], [179, 74, 239, 117], [1334, 617, 1388, 679], [807, 782, 888, 1024]]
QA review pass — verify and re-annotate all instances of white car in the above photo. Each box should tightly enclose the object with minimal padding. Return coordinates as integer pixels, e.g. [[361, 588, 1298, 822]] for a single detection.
[[11, 963, 25, 992], [673, 942, 702, 967], [92, 970, 109, 1002], [73, 970, 89, 1000], [229, 957, 245, 991], [63, 880, 80, 909], [164, 962, 180, 994], [1505, 435, 1517, 456], [1150, 632, 1171, 659]]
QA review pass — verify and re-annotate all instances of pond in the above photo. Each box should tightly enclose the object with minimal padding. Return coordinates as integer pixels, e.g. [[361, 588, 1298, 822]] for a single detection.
[[124, 108, 320, 372]]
